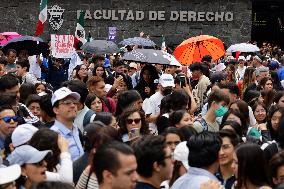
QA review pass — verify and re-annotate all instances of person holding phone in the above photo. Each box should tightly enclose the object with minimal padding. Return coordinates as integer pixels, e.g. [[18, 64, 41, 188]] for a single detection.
[[118, 106, 150, 143]]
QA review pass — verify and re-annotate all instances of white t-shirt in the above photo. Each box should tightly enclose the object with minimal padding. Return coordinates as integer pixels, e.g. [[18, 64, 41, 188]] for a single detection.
[[28, 55, 41, 79], [142, 91, 164, 134]]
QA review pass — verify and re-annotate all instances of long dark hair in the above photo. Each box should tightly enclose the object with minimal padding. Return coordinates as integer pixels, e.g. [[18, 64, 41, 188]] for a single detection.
[[92, 65, 107, 79], [169, 161, 183, 187], [118, 107, 149, 135], [29, 128, 60, 171], [139, 64, 159, 83], [115, 90, 142, 117], [266, 105, 284, 141], [221, 109, 247, 135], [230, 100, 250, 127], [235, 142, 271, 189], [74, 64, 88, 83], [19, 83, 36, 104], [169, 110, 188, 127], [274, 91, 284, 106]]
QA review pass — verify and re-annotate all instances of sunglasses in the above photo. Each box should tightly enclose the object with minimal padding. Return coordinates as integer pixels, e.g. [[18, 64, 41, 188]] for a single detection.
[[126, 118, 141, 124], [0, 116, 18, 123]]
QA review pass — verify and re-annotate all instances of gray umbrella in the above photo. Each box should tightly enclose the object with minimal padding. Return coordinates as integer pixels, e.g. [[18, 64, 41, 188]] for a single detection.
[[119, 37, 156, 47], [81, 40, 119, 55], [128, 49, 173, 65], [122, 50, 148, 62]]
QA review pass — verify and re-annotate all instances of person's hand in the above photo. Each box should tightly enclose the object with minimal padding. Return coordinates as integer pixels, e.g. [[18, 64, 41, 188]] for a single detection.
[[145, 86, 151, 94], [37, 56, 42, 66], [113, 75, 123, 88], [200, 180, 223, 189], [139, 31, 144, 37], [258, 123, 268, 131], [57, 136, 69, 153]]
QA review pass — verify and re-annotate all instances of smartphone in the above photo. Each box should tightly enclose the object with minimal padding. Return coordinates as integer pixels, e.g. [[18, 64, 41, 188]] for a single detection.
[[130, 128, 140, 139], [179, 76, 186, 88]]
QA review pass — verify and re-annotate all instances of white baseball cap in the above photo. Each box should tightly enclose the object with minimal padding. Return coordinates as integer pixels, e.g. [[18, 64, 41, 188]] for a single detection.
[[254, 55, 262, 62], [51, 87, 80, 106], [9, 145, 52, 166], [11, 124, 38, 147], [129, 62, 138, 69], [215, 63, 226, 72], [246, 55, 252, 61], [173, 141, 189, 170], [0, 164, 21, 185], [159, 74, 175, 88], [227, 55, 235, 60], [238, 56, 246, 61]]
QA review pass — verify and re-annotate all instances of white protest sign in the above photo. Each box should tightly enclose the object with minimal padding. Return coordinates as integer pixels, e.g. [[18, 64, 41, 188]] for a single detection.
[[51, 34, 75, 58]]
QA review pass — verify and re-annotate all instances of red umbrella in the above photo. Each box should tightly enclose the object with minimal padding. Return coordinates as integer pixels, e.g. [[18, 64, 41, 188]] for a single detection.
[[174, 35, 225, 65]]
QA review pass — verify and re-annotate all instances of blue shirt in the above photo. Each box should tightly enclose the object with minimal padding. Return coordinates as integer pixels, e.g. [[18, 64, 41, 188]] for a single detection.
[[51, 120, 84, 161], [171, 167, 219, 189], [278, 67, 284, 81]]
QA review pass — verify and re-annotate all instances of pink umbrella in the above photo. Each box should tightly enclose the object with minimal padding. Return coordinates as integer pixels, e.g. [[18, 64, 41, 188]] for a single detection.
[[0, 32, 21, 46]]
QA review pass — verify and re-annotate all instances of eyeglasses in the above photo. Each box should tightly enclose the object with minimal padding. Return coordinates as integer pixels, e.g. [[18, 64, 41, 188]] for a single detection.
[[0, 116, 18, 123], [166, 141, 181, 146], [126, 118, 141, 124], [59, 100, 79, 106], [221, 144, 233, 151]]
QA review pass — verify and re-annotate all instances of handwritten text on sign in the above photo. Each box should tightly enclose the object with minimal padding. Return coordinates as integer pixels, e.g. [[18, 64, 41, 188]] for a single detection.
[[51, 34, 75, 58]]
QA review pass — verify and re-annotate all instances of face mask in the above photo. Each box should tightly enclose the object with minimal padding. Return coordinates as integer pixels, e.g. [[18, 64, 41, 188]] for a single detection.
[[214, 105, 228, 117], [162, 88, 173, 96]]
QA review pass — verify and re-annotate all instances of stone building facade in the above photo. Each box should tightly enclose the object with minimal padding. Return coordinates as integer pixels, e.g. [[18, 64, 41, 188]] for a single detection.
[[0, 0, 252, 47]]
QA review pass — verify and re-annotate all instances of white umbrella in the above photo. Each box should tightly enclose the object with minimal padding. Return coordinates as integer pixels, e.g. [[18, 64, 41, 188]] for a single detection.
[[226, 43, 260, 52], [163, 53, 182, 67]]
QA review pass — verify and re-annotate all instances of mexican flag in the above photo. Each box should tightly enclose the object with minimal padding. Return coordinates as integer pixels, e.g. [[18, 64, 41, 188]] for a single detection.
[[75, 11, 86, 44], [161, 35, 167, 52], [35, 0, 48, 36]]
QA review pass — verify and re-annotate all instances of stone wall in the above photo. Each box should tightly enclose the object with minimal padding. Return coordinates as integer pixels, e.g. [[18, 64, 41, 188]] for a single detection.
[[0, 0, 252, 47]]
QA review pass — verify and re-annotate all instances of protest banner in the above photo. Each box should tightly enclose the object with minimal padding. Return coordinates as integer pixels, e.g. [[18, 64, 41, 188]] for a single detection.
[[51, 34, 75, 58]]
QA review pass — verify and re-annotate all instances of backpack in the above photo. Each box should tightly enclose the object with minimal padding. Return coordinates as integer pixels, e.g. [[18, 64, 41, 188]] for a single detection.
[[83, 109, 95, 128], [194, 117, 209, 131]]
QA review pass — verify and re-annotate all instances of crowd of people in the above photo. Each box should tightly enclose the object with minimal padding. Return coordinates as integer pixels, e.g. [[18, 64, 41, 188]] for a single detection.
[[0, 40, 284, 189]]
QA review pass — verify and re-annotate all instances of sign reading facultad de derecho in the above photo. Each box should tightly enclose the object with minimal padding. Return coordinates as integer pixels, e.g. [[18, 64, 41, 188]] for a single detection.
[[77, 10, 234, 22]]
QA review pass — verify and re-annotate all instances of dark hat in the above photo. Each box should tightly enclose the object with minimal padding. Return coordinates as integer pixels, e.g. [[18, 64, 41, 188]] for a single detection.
[[210, 71, 227, 84]]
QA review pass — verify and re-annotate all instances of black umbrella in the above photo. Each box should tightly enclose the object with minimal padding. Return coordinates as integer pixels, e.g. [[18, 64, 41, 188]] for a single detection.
[[1, 36, 49, 56], [122, 50, 148, 62], [81, 40, 119, 55]]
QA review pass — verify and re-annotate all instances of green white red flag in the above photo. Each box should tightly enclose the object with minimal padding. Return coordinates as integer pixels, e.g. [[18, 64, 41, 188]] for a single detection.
[[35, 0, 48, 36], [75, 11, 86, 44]]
